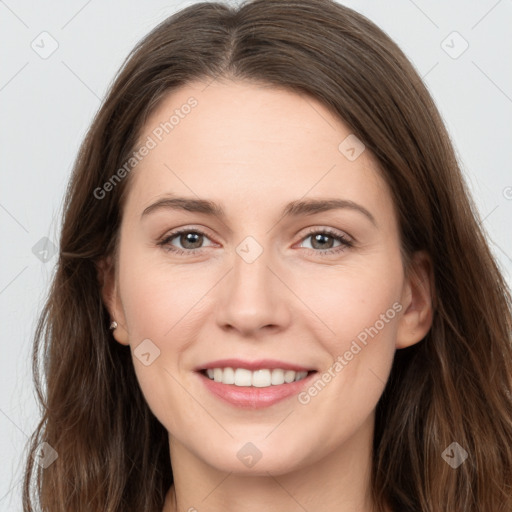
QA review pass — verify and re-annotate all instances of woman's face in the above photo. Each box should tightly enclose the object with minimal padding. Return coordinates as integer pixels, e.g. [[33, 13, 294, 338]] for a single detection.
[[105, 79, 430, 476]]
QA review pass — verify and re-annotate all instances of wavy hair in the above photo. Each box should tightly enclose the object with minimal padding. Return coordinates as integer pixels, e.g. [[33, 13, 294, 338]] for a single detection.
[[23, 0, 512, 510]]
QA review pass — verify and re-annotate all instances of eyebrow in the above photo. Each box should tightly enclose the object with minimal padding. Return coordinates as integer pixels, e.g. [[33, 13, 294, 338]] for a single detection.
[[141, 195, 377, 226]]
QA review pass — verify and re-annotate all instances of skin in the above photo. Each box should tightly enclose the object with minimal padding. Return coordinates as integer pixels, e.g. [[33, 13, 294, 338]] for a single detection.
[[101, 79, 433, 512]]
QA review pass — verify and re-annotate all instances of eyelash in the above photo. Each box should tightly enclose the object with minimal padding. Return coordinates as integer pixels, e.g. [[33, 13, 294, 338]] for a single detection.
[[157, 227, 354, 257]]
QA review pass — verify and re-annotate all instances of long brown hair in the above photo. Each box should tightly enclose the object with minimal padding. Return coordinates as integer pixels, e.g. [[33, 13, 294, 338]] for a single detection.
[[23, 1, 512, 510]]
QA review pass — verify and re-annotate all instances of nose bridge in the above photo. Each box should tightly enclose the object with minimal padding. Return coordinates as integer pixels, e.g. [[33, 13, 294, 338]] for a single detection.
[[215, 236, 290, 334]]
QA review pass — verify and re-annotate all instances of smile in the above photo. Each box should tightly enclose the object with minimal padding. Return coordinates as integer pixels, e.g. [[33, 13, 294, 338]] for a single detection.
[[197, 368, 318, 409], [203, 367, 311, 387]]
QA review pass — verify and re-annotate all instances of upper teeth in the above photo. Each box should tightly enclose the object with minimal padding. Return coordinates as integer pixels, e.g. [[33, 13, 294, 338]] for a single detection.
[[205, 368, 309, 387]]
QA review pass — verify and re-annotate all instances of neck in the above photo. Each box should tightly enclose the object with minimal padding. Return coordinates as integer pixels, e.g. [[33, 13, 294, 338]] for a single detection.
[[163, 414, 383, 512]]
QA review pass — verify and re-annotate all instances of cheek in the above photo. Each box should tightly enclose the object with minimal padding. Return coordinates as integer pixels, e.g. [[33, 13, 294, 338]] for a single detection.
[[294, 251, 403, 415], [118, 243, 209, 341], [290, 269, 400, 450], [293, 255, 403, 352], [326, 282, 401, 357], [118, 253, 205, 432]]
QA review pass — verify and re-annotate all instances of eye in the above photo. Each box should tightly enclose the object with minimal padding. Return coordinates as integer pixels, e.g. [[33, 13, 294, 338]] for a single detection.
[[157, 227, 353, 257], [297, 228, 353, 256], [157, 228, 214, 255]]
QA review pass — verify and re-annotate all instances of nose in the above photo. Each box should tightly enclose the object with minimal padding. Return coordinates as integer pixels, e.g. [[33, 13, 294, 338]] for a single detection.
[[215, 246, 292, 337]]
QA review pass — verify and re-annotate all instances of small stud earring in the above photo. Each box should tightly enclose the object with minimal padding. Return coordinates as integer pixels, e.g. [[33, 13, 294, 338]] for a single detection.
[[109, 321, 118, 330]]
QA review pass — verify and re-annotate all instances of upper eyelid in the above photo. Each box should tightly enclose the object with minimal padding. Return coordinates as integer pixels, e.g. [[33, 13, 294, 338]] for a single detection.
[[160, 226, 217, 243]]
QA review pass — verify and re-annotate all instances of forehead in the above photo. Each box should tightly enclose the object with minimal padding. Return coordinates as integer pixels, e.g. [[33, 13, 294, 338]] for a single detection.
[[124, 79, 394, 226]]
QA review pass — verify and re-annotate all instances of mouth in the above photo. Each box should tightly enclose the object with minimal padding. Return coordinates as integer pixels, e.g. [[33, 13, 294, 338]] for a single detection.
[[195, 360, 318, 409]]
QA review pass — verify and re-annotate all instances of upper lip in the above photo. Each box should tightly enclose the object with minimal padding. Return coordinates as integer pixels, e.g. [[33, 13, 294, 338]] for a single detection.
[[196, 358, 316, 372]]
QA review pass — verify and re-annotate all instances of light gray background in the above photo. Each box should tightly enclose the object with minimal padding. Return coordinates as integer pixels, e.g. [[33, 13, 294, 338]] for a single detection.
[[1, 0, 511, 510]]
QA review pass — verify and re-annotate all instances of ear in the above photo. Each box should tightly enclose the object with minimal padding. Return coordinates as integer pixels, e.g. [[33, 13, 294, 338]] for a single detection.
[[96, 256, 130, 346], [396, 250, 434, 349]]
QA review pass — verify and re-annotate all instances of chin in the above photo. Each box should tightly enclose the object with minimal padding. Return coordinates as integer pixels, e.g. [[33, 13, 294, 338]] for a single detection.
[[198, 439, 311, 476]]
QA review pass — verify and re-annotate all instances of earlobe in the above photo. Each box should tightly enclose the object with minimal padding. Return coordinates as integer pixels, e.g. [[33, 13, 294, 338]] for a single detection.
[[395, 251, 434, 349], [110, 321, 130, 346], [109, 319, 130, 346], [96, 256, 130, 346]]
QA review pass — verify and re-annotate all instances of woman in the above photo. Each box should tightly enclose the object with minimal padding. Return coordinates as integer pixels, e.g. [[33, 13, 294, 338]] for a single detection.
[[23, 1, 512, 511]]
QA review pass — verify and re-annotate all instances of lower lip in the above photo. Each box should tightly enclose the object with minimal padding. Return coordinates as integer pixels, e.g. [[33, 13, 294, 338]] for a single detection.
[[197, 371, 317, 409]]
